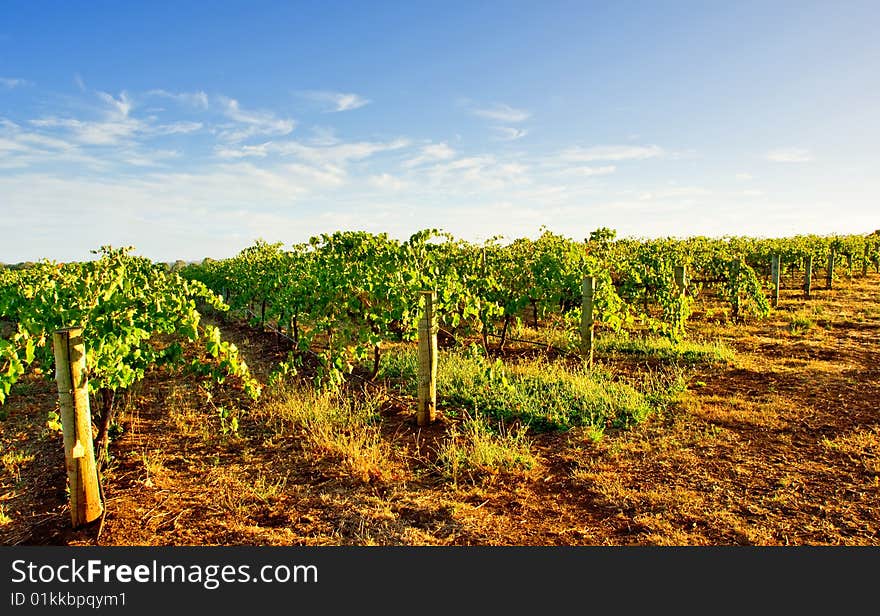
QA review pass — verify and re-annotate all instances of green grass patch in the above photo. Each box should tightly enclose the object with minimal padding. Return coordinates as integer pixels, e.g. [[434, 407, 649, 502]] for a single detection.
[[497, 323, 733, 365], [595, 335, 734, 364], [379, 348, 654, 431]]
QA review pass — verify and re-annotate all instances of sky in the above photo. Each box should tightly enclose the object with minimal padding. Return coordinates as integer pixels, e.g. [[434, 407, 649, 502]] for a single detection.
[[1, 0, 879, 262]]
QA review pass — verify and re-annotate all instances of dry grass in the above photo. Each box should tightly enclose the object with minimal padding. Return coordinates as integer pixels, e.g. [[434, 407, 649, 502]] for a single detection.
[[258, 385, 401, 483], [438, 412, 537, 487]]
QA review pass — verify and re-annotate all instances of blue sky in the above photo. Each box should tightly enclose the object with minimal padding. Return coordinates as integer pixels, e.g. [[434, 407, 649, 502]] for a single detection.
[[1, 1, 878, 262]]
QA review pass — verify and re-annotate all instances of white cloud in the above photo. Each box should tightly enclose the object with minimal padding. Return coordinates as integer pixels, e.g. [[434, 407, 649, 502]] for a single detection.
[[29, 116, 141, 146], [567, 165, 617, 177], [471, 103, 530, 123], [742, 189, 764, 197], [369, 173, 407, 191], [492, 126, 528, 141], [559, 144, 664, 162], [281, 162, 347, 186], [28, 90, 144, 146], [735, 172, 753, 181], [303, 91, 371, 112], [216, 96, 295, 142], [73, 73, 87, 92], [147, 89, 210, 110], [148, 121, 203, 136], [0, 77, 31, 88], [121, 149, 181, 167], [403, 143, 455, 168], [217, 138, 409, 164], [0, 119, 107, 169], [215, 142, 272, 159], [295, 139, 409, 164], [765, 148, 812, 163], [96, 91, 133, 117], [421, 156, 530, 191]]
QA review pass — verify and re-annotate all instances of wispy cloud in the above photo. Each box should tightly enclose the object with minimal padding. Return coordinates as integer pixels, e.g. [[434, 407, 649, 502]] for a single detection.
[[470, 103, 530, 123], [0, 118, 105, 169], [14, 88, 200, 163], [559, 144, 664, 162], [492, 126, 528, 141], [369, 173, 408, 191], [216, 137, 408, 163], [302, 90, 371, 112], [148, 121, 203, 136], [120, 148, 181, 167], [564, 165, 616, 177], [30, 116, 141, 146], [403, 143, 455, 168], [96, 91, 134, 117], [29, 90, 143, 146], [73, 73, 87, 92], [217, 96, 295, 142], [735, 172, 753, 181], [421, 156, 530, 191], [147, 89, 210, 110], [0, 77, 32, 88], [765, 148, 812, 163]]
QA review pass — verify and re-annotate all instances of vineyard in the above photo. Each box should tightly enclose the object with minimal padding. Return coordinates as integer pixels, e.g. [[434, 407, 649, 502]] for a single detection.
[[1, 228, 878, 545]]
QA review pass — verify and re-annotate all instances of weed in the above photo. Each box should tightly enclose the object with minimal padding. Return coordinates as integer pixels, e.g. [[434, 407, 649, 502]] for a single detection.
[[788, 313, 815, 335], [438, 412, 536, 486], [1, 448, 34, 483]]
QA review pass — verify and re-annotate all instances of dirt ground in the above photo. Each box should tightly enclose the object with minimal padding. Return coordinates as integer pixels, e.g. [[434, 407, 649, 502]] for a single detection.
[[1, 275, 877, 546]]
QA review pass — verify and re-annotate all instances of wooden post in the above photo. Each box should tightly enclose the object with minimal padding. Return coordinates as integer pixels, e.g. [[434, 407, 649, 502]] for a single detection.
[[770, 255, 781, 307], [827, 249, 835, 290], [417, 290, 438, 426], [863, 245, 869, 277], [804, 255, 813, 299], [846, 253, 853, 278], [673, 265, 687, 295], [53, 328, 103, 528], [580, 276, 596, 367]]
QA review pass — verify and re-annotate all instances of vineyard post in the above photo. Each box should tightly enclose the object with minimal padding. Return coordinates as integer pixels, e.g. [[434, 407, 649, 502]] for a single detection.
[[804, 255, 813, 299], [863, 244, 869, 277], [673, 265, 687, 295], [480, 248, 489, 355], [580, 276, 596, 368], [52, 328, 103, 528], [827, 249, 835, 290], [417, 290, 438, 426], [770, 255, 781, 307], [846, 253, 853, 278]]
